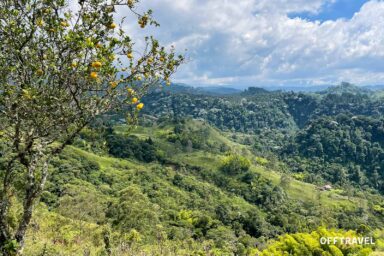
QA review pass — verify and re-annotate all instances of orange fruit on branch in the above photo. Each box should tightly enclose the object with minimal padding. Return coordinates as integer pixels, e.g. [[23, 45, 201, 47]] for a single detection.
[[136, 103, 144, 110], [90, 72, 98, 79], [131, 97, 138, 104], [91, 61, 102, 68]]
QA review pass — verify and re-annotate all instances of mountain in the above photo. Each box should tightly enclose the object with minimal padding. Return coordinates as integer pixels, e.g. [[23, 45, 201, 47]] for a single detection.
[[18, 83, 384, 255], [364, 84, 384, 91], [241, 87, 271, 95], [156, 82, 384, 95], [322, 82, 372, 95], [24, 119, 384, 255], [140, 84, 384, 192], [264, 84, 332, 92], [195, 86, 242, 95], [188, 82, 384, 95], [154, 83, 242, 96], [264, 84, 384, 92]]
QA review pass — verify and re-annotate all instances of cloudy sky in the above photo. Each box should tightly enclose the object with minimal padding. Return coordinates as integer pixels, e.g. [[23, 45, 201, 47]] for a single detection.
[[123, 0, 384, 88]]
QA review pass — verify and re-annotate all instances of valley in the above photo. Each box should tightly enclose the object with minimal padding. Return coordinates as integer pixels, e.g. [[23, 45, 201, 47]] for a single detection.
[[21, 84, 384, 255]]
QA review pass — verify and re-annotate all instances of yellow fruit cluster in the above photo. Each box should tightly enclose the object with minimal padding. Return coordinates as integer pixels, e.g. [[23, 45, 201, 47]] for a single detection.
[[60, 21, 69, 27], [89, 61, 103, 79], [138, 16, 148, 28], [128, 92, 144, 110], [91, 61, 102, 68]]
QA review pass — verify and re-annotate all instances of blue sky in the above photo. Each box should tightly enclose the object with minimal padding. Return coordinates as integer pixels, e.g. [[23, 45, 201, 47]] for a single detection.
[[119, 0, 384, 88], [290, 0, 369, 21]]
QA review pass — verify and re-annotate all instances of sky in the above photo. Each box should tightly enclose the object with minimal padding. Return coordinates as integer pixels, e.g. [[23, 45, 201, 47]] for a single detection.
[[120, 0, 384, 88]]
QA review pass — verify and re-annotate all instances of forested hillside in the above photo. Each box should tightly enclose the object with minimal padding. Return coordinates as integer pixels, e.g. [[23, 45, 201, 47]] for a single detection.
[[12, 83, 384, 255], [22, 119, 384, 255], [141, 83, 384, 194]]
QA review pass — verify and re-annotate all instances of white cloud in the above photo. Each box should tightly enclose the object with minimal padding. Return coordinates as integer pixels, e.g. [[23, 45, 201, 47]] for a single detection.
[[117, 0, 384, 88]]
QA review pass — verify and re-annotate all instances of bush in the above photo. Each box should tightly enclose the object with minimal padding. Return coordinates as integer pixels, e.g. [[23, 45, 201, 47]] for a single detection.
[[106, 134, 159, 162], [219, 154, 251, 175]]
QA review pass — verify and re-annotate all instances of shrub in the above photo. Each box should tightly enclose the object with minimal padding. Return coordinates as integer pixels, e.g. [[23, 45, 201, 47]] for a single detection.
[[219, 154, 251, 175]]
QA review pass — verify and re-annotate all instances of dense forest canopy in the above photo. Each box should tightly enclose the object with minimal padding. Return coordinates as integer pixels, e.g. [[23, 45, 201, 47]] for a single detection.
[[138, 83, 384, 194], [0, 82, 382, 255]]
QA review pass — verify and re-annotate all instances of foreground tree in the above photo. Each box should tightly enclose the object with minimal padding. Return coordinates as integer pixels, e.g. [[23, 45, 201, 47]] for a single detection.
[[0, 0, 183, 254]]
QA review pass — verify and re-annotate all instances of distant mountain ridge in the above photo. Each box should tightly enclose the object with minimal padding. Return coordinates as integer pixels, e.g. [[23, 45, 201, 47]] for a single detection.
[[163, 83, 384, 95], [154, 83, 242, 95], [321, 82, 372, 95]]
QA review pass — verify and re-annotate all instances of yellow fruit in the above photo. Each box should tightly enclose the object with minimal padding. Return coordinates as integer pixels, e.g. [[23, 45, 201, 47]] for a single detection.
[[60, 21, 69, 27], [22, 89, 32, 100], [128, 0, 134, 8], [49, 28, 55, 33], [127, 88, 135, 94], [36, 69, 44, 76], [136, 76, 142, 81], [91, 61, 102, 68], [166, 81, 171, 86], [127, 53, 133, 59], [136, 103, 144, 110], [131, 97, 138, 104], [90, 72, 98, 79], [36, 19, 44, 27], [147, 57, 153, 63], [109, 81, 118, 89], [109, 23, 117, 29], [159, 57, 165, 62], [96, 43, 102, 49], [71, 62, 78, 68]]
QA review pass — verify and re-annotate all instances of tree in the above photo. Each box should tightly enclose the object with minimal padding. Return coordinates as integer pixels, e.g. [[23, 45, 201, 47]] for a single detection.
[[0, 0, 183, 253], [219, 154, 251, 175], [279, 174, 291, 189]]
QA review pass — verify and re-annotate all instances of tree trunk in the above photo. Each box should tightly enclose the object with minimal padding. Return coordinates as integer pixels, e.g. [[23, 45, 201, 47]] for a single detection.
[[0, 161, 15, 255], [17, 160, 48, 254], [15, 189, 36, 251], [0, 159, 49, 255]]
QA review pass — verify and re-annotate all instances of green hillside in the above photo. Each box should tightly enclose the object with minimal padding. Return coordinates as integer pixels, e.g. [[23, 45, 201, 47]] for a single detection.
[[141, 85, 384, 194], [20, 119, 384, 255]]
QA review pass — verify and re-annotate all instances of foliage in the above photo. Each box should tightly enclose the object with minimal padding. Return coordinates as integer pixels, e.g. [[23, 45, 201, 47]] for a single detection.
[[284, 114, 384, 192], [2, 78, 384, 254], [258, 228, 374, 256], [219, 154, 251, 175], [140, 84, 384, 193], [106, 132, 160, 163], [0, 0, 183, 253], [13, 119, 384, 255]]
